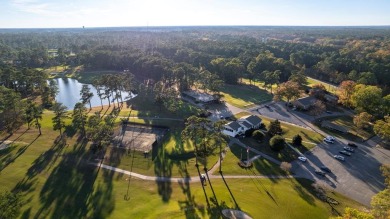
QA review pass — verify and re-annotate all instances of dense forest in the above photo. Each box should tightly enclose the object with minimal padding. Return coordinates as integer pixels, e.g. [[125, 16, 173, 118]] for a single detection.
[[1, 26, 390, 140], [1, 26, 390, 89]]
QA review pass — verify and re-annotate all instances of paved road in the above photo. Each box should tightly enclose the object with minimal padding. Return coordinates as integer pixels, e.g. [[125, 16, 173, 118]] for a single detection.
[[91, 162, 293, 183]]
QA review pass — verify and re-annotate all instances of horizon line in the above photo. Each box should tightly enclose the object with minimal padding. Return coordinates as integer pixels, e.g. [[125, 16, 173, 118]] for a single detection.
[[1, 24, 390, 30]]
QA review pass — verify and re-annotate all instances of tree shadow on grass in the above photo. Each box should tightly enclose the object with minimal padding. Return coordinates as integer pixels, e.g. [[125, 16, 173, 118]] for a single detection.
[[25, 137, 67, 180], [154, 144, 173, 202], [229, 143, 284, 183], [33, 140, 114, 219], [291, 178, 317, 206], [220, 172, 240, 210], [246, 168, 279, 206], [177, 161, 206, 219], [0, 134, 39, 172]]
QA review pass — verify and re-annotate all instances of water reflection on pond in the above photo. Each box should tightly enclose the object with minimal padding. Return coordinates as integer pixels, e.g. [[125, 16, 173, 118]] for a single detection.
[[54, 78, 131, 109]]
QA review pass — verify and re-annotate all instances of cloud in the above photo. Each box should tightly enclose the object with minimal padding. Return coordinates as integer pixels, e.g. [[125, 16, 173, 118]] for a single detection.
[[10, 0, 111, 18], [11, 0, 54, 16]]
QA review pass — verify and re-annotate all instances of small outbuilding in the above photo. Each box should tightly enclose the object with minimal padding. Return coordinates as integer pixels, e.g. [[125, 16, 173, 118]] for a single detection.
[[293, 96, 317, 110]]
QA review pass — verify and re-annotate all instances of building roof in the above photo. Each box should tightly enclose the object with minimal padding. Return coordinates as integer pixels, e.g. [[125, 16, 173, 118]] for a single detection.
[[182, 90, 216, 103], [294, 96, 317, 107], [225, 121, 242, 131], [240, 121, 252, 129], [241, 115, 262, 126]]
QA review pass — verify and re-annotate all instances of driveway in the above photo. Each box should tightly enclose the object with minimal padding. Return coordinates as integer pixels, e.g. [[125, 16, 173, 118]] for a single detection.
[[291, 140, 389, 206]]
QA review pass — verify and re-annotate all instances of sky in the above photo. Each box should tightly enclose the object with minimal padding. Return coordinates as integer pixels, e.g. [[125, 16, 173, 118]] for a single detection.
[[1, 0, 390, 28]]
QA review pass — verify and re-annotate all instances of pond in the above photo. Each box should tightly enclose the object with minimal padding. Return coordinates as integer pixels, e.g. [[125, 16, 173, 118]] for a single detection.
[[54, 78, 132, 109]]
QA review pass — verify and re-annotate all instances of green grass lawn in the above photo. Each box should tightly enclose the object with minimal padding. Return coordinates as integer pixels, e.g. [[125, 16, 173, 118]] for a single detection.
[[259, 116, 323, 145], [220, 84, 273, 108], [72, 70, 123, 84], [0, 107, 366, 218], [329, 116, 374, 140], [103, 129, 220, 178], [307, 77, 339, 95], [218, 144, 286, 176], [240, 78, 279, 93], [314, 116, 375, 142], [0, 132, 364, 219]]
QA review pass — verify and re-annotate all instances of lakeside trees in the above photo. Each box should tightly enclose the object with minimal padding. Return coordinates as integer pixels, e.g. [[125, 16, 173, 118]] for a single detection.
[[52, 102, 68, 137]]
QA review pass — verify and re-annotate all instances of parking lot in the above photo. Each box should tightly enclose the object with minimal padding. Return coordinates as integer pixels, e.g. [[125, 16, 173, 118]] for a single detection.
[[292, 139, 389, 206], [251, 101, 347, 128]]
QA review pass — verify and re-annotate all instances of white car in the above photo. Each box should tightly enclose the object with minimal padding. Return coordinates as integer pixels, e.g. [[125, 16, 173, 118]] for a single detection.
[[298, 156, 307, 162], [323, 137, 335, 143], [334, 155, 345, 161], [326, 136, 335, 141]]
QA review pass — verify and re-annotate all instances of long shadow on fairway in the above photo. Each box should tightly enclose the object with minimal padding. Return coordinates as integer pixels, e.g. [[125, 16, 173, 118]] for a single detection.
[[247, 168, 279, 206], [220, 172, 240, 210], [0, 134, 39, 172], [177, 161, 207, 218], [154, 143, 173, 202], [32, 140, 115, 219]]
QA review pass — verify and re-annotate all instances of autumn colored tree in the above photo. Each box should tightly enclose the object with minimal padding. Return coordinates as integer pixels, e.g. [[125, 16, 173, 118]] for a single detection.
[[280, 162, 292, 173], [274, 81, 301, 104], [331, 207, 374, 219], [309, 83, 327, 100], [310, 100, 326, 117], [338, 80, 356, 108], [353, 112, 373, 129], [373, 116, 390, 143]]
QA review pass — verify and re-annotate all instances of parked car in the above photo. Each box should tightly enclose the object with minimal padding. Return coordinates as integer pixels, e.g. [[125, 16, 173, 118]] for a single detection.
[[343, 146, 355, 152], [326, 136, 335, 141], [326, 111, 333, 114], [264, 105, 270, 109], [347, 142, 358, 148], [339, 150, 352, 156], [315, 170, 326, 176], [334, 155, 345, 161], [320, 166, 331, 173], [323, 137, 335, 143], [298, 156, 307, 162]]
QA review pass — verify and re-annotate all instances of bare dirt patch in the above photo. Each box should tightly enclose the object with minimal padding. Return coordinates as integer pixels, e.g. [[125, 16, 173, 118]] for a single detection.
[[114, 124, 168, 152]]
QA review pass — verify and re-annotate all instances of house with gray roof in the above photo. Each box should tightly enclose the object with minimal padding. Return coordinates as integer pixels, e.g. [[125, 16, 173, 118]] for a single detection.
[[240, 115, 262, 129], [293, 96, 317, 110], [222, 121, 245, 137], [222, 115, 262, 137]]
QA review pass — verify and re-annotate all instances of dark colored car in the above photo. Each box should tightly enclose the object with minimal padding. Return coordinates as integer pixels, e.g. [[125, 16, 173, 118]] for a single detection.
[[320, 166, 331, 173], [315, 170, 326, 176], [347, 142, 358, 148], [339, 150, 352, 156]]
